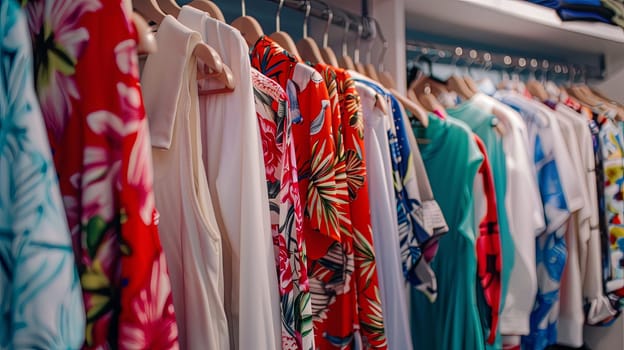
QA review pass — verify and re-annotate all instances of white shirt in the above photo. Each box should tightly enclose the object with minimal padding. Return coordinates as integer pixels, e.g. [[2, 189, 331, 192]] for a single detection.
[[355, 82, 414, 350], [472, 93, 544, 336], [178, 7, 281, 350], [142, 15, 229, 350]]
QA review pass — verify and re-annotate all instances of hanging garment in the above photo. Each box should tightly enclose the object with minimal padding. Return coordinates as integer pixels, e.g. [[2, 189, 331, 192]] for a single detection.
[[352, 73, 444, 302], [596, 116, 624, 294], [0, 1, 85, 348], [411, 114, 485, 350], [355, 82, 414, 350], [311, 63, 359, 349], [553, 111, 594, 348], [448, 99, 512, 347], [498, 93, 583, 350], [472, 135, 503, 346], [471, 93, 545, 342], [314, 63, 387, 349], [177, 7, 281, 350], [557, 105, 616, 332], [249, 35, 351, 349], [251, 68, 314, 350], [23, 0, 179, 348], [141, 16, 228, 350]]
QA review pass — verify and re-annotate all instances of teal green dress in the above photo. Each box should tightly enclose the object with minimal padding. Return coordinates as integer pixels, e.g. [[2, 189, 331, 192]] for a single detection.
[[448, 101, 515, 349], [410, 114, 484, 350]]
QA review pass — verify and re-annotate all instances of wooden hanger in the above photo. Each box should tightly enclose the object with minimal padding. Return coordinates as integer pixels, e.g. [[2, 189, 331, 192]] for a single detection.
[[133, 0, 165, 24], [132, 11, 157, 54], [318, 3, 339, 67], [463, 75, 479, 95], [337, 12, 355, 70], [296, 1, 325, 64], [526, 79, 548, 101], [269, 0, 301, 59], [379, 71, 396, 90], [391, 88, 429, 127], [231, 0, 264, 48], [193, 42, 236, 95], [156, 0, 180, 17], [446, 74, 474, 100], [187, 0, 225, 22]]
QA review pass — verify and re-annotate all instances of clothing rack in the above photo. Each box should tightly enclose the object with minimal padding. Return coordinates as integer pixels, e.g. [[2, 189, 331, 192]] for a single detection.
[[407, 39, 599, 82], [264, 0, 375, 39]]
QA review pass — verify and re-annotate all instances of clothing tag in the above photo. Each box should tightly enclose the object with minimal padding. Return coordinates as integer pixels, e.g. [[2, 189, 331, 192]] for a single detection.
[[422, 200, 448, 235]]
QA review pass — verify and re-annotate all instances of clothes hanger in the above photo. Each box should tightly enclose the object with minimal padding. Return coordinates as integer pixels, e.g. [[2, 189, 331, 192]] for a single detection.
[[374, 21, 396, 90], [132, 11, 157, 54], [296, 0, 325, 64], [319, 2, 339, 67], [352, 19, 367, 75], [156, 0, 180, 17], [526, 67, 549, 102], [194, 42, 236, 95], [363, 18, 380, 81], [231, 0, 264, 48], [445, 51, 474, 100], [187, 0, 225, 22], [269, 0, 301, 60], [337, 12, 355, 70], [133, 0, 166, 24]]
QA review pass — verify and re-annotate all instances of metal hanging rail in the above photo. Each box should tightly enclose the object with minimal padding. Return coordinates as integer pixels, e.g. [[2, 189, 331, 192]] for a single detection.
[[406, 39, 597, 82], [265, 0, 374, 39]]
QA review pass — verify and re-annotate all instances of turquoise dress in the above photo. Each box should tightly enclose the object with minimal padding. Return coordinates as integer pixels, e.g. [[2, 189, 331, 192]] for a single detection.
[[448, 100, 515, 349], [0, 1, 85, 348], [410, 114, 484, 350]]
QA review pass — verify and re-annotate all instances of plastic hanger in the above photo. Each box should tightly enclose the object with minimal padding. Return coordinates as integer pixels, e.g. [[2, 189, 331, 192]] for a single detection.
[[319, 3, 339, 67], [133, 0, 166, 24], [187, 0, 225, 22], [296, 1, 325, 65], [269, 0, 301, 60], [156, 0, 180, 17], [132, 11, 157, 54], [231, 0, 264, 48], [337, 12, 355, 70], [193, 42, 236, 95]]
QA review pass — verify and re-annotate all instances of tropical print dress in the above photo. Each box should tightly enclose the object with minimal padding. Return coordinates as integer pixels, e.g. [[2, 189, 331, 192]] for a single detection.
[[334, 67, 387, 349], [0, 1, 85, 348], [23, 0, 179, 348], [251, 36, 354, 349], [251, 68, 314, 350]]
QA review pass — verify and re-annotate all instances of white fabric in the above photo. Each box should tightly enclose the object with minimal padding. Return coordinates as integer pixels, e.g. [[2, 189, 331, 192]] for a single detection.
[[142, 16, 228, 350], [472, 93, 544, 336], [178, 7, 281, 350], [557, 105, 617, 339], [554, 113, 589, 347], [355, 82, 414, 350]]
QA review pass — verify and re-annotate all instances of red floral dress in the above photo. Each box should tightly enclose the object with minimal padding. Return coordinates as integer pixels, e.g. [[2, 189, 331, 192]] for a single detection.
[[251, 68, 313, 350], [24, 0, 179, 348], [250, 36, 346, 347]]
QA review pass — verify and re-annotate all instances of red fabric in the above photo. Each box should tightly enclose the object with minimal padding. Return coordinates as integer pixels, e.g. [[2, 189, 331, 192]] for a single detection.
[[474, 135, 503, 345], [25, 0, 179, 348]]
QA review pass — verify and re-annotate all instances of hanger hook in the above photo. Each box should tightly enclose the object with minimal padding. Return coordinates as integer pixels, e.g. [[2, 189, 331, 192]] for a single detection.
[[303, 0, 311, 38], [276, 0, 285, 32], [341, 12, 351, 57], [371, 18, 388, 71], [321, 2, 333, 48], [241, 0, 246, 16], [354, 17, 363, 63], [365, 17, 375, 64]]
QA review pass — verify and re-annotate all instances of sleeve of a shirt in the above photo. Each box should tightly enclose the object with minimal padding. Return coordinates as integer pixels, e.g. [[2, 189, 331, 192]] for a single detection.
[[2, 3, 85, 348]]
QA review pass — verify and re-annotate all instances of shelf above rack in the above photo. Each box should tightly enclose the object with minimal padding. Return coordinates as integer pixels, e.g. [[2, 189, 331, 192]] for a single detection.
[[404, 0, 624, 78]]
